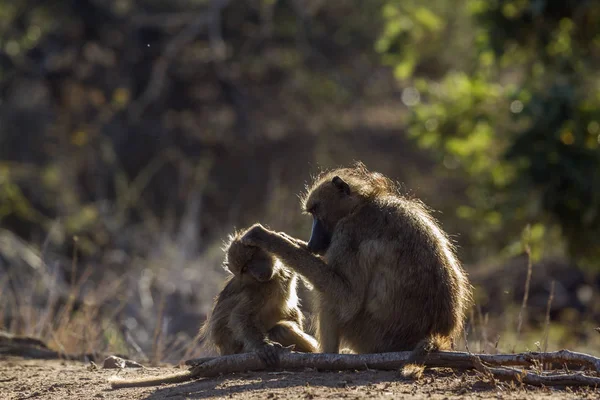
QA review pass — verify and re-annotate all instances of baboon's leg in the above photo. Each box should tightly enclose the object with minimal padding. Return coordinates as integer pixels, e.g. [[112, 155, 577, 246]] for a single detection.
[[317, 309, 340, 353], [268, 321, 319, 353], [242, 226, 349, 295]]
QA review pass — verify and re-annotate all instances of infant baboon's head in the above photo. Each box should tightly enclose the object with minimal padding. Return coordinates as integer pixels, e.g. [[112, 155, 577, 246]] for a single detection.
[[223, 231, 276, 283]]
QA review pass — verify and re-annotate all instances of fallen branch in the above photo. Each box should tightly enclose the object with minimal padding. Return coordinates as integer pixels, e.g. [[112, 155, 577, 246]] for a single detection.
[[0, 334, 128, 363], [186, 349, 600, 376], [0, 332, 49, 349], [111, 350, 600, 389], [0, 343, 103, 361], [185, 350, 600, 388], [474, 358, 600, 387], [184, 357, 216, 366]]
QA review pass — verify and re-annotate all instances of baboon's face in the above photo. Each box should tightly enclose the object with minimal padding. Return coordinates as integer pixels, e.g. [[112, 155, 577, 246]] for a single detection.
[[304, 175, 361, 254], [227, 242, 275, 283]]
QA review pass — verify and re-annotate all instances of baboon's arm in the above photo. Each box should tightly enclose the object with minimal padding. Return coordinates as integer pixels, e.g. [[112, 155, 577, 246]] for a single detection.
[[268, 321, 318, 353], [277, 232, 308, 248], [212, 326, 242, 355], [242, 225, 350, 296]]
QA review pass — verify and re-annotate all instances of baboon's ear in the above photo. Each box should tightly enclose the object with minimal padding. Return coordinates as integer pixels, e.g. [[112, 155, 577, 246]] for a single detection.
[[332, 176, 350, 195]]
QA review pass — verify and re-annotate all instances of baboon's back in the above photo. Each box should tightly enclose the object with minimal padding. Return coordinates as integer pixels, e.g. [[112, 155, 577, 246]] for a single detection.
[[332, 196, 469, 353]]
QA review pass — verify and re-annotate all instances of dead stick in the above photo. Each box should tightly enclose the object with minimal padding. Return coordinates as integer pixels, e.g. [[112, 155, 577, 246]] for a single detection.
[[186, 349, 600, 378], [111, 350, 600, 389], [478, 363, 600, 387], [0, 344, 128, 363], [184, 357, 217, 366], [487, 349, 600, 372]]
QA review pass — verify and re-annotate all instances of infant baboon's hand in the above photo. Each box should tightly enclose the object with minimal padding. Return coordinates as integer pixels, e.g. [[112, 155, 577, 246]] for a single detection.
[[257, 340, 289, 368], [241, 224, 270, 247]]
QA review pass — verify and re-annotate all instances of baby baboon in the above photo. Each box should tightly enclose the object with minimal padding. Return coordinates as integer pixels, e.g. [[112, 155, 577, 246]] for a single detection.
[[110, 229, 317, 389], [241, 162, 473, 377], [203, 230, 318, 359]]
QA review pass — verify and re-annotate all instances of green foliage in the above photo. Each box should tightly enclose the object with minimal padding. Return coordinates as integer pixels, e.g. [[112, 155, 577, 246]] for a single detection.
[[380, 0, 600, 267], [2, 0, 599, 270]]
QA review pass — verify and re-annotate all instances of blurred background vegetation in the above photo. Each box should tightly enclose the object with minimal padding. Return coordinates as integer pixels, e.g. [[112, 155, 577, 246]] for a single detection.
[[1, 0, 599, 363]]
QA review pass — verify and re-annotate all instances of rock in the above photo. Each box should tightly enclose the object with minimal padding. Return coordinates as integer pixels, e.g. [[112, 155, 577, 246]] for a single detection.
[[102, 356, 143, 369]]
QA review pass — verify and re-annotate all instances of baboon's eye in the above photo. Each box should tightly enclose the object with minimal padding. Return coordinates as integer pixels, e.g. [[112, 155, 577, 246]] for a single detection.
[[241, 265, 248, 274]]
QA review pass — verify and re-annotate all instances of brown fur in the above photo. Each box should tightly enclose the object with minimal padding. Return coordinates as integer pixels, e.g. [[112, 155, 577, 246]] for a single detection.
[[241, 162, 473, 377], [202, 230, 318, 356], [110, 229, 317, 389]]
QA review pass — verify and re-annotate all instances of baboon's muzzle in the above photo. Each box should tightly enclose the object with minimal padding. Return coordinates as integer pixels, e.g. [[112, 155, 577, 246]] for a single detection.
[[307, 218, 330, 255]]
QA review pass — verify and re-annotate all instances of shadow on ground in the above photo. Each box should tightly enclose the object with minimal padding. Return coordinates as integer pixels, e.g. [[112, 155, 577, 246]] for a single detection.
[[141, 369, 498, 399]]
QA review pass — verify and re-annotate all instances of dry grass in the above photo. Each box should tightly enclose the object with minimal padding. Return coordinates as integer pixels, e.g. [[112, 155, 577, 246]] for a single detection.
[[515, 225, 534, 350], [0, 221, 229, 364], [1, 216, 598, 368]]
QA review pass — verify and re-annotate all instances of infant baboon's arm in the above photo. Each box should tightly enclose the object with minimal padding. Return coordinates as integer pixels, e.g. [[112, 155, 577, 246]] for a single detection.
[[268, 321, 318, 353], [230, 308, 270, 351], [229, 297, 286, 366]]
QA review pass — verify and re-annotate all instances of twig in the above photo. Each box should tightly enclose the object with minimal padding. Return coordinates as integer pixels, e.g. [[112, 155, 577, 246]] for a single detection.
[[127, 13, 210, 121], [479, 364, 600, 387], [516, 227, 533, 348], [151, 292, 167, 366], [471, 355, 497, 386], [542, 280, 556, 353], [128, 0, 232, 121], [123, 326, 147, 362], [185, 349, 600, 377]]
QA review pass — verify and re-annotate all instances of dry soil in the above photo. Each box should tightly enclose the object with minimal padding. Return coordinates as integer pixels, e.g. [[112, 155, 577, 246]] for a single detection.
[[1, 357, 598, 400]]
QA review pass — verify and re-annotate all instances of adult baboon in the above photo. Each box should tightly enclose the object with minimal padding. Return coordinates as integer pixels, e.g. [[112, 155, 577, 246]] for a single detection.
[[110, 229, 317, 389], [241, 163, 472, 375]]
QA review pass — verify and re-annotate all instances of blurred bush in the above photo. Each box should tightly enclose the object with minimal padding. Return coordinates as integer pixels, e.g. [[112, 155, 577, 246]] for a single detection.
[[1, 0, 599, 358], [378, 0, 600, 267]]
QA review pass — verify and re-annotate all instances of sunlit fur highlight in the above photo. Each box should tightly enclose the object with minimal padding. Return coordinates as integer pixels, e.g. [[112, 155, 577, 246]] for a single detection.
[[244, 162, 473, 381], [110, 228, 318, 389]]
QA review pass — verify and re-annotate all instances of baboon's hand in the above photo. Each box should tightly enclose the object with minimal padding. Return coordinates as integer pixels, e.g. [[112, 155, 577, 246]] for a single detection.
[[278, 232, 308, 248], [257, 340, 290, 368], [241, 224, 271, 247]]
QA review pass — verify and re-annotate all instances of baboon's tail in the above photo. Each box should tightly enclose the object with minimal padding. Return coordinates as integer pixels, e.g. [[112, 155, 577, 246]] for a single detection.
[[401, 334, 450, 380], [109, 371, 195, 389]]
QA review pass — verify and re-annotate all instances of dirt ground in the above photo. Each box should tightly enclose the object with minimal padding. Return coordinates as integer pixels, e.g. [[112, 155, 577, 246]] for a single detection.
[[1, 357, 598, 400]]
